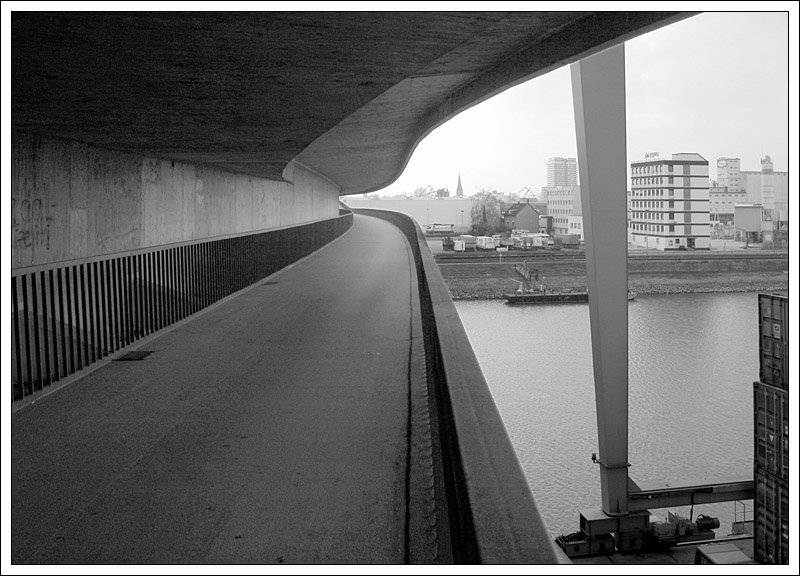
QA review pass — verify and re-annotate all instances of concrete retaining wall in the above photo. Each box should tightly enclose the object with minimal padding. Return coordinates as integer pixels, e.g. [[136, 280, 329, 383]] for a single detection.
[[12, 132, 340, 269]]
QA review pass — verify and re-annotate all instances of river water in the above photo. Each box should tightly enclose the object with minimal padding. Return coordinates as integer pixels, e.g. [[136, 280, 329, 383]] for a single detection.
[[454, 292, 760, 538]]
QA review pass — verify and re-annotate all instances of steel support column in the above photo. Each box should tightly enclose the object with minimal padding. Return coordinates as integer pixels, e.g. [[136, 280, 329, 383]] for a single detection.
[[571, 44, 630, 516]]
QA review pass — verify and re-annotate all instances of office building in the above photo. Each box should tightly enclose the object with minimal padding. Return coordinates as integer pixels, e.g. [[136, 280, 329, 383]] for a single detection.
[[628, 152, 710, 250]]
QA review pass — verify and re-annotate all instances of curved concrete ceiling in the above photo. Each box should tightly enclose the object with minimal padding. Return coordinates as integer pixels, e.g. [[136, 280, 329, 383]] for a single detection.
[[12, 11, 695, 195]]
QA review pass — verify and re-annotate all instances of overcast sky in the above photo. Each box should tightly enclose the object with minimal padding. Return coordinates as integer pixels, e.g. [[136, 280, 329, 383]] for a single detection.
[[370, 11, 790, 198]]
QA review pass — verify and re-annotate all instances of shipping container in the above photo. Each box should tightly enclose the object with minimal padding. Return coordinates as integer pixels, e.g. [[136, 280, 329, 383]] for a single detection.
[[753, 381, 789, 481], [754, 470, 789, 564], [758, 293, 789, 390]]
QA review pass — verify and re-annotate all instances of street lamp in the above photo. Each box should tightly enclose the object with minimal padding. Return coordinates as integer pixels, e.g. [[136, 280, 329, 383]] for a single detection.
[[460, 209, 464, 233]]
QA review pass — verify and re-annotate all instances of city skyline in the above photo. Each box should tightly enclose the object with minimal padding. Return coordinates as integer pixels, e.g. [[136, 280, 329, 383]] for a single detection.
[[368, 11, 790, 198]]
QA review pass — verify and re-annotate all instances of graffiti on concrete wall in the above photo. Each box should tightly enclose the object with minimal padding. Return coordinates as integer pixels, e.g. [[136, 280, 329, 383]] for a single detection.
[[12, 197, 55, 252]]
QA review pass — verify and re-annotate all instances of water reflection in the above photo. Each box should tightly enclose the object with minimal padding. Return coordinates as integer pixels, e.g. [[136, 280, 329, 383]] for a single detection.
[[455, 292, 759, 536]]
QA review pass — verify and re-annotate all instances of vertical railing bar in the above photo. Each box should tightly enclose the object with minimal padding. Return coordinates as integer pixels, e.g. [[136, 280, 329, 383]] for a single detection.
[[185, 244, 193, 315], [124, 256, 132, 345], [138, 254, 146, 336], [202, 242, 209, 308], [177, 246, 185, 321], [109, 258, 116, 351], [176, 246, 184, 320], [72, 264, 83, 370], [101, 260, 111, 355], [207, 242, 214, 304], [30, 273, 43, 391], [92, 261, 102, 359], [153, 250, 161, 331], [168, 248, 174, 325], [215, 240, 222, 302], [235, 237, 241, 291], [152, 251, 159, 332], [158, 250, 166, 330], [111, 258, 120, 352], [22, 275, 33, 395], [40, 271, 52, 387], [58, 268, 69, 376], [12, 277, 24, 400], [129, 255, 137, 340], [143, 254, 152, 335], [162, 250, 168, 326], [202, 241, 209, 308], [124, 256, 133, 342], [80, 264, 90, 366], [223, 239, 228, 295], [195, 243, 202, 312], [148, 251, 155, 334], [49, 269, 60, 382], [228, 238, 234, 294], [208, 241, 215, 306], [138, 253, 145, 336], [88, 262, 98, 363], [174, 248, 180, 322], [123, 256, 132, 345], [81, 264, 91, 366], [133, 254, 140, 338], [210, 241, 217, 303], [119, 257, 127, 346], [234, 238, 240, 291], [152, 251, 160, 330], [116, 257, 125, 347], [146, 252, 154, 334], [183, 245, 190, 319], [207, 241, 213, 307]]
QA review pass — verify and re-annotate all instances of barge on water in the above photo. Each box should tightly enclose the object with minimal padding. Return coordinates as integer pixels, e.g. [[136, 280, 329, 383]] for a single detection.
[[504, 291, 589, 305], [504, 289, 636, 305]]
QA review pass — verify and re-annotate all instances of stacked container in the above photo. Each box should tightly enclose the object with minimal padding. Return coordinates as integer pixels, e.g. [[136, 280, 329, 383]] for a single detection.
[[753, 293, 789, 565]]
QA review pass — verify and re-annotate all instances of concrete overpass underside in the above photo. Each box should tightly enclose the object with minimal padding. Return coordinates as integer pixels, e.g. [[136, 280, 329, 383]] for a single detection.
[[13, 11, 690, 193], [10, 10, 695, 564]]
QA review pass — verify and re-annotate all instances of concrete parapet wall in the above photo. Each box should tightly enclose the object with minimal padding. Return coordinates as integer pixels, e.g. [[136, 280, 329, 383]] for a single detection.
[[354, 208, 565, 564], [12, 132, 340, 269]]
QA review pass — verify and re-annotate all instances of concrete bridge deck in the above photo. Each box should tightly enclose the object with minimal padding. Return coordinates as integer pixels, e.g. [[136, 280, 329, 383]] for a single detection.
[[12, 214, 428, 564]]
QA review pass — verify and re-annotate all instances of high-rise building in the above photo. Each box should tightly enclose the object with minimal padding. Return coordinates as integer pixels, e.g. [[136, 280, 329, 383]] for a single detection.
[[547, 157, 578, 187], [628, 152, 710, 250], [543, 158, 580, 235]]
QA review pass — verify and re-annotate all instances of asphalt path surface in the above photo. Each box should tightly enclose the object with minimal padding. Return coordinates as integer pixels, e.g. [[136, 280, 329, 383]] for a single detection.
[[12, 215, 420, 564]]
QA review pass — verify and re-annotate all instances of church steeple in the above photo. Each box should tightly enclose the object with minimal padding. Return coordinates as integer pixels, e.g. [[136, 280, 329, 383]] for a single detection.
[[456, 173, 463, 197]]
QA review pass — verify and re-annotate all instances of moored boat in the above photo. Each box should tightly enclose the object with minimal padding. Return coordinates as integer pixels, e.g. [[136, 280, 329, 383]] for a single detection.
[[504, 291, 589, 305]]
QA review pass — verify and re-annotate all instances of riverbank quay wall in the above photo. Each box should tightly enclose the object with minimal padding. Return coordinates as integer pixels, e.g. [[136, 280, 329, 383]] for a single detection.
[[353, 208, 564, 564], [11, 132, 349, 402], [437, 251, 788, 275]]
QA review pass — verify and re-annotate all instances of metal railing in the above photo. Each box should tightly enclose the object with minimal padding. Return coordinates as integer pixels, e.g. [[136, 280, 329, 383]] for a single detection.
[[11, 211, 353, 402]]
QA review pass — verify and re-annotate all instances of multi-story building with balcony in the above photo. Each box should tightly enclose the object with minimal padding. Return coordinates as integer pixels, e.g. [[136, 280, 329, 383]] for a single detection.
[[628, 152, 710, 250]]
